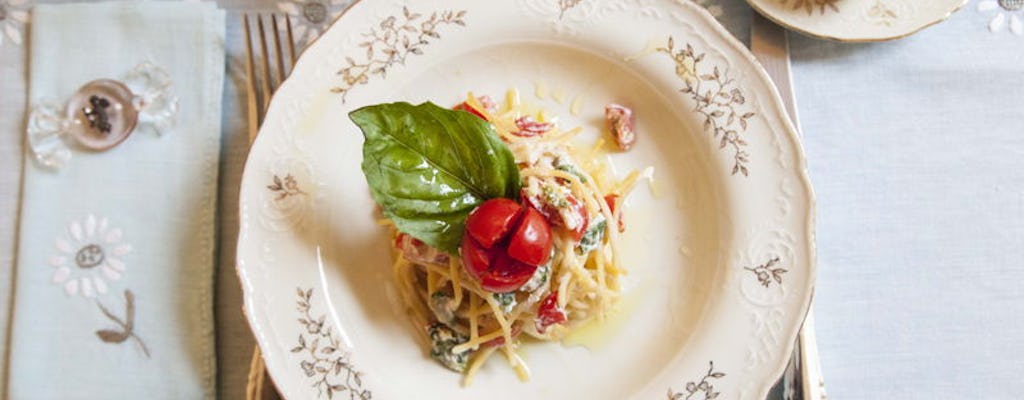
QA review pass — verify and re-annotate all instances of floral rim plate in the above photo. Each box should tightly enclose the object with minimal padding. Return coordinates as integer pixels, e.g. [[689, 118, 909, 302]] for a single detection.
[[236, 0, 816, 399], [746, 0, 967, 42]]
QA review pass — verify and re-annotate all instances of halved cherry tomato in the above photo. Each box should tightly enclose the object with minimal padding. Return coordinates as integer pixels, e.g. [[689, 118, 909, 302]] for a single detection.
[[605, 103, 636, 151], [512, 116, 554, 137], [465, 198, 522, 248], [525, 190, 589, 241], [461, 199, 553, 293], [506, 207, 552, 266], [604, 194, 625, 233], [484, 251, 538, 292], [535, 291, 567, 333], [461, 235, 538, 293]]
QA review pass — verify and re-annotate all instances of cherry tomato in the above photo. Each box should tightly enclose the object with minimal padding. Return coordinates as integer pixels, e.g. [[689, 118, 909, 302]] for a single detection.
[[535, 291, 567, 333], [506, 207, 552, 266], [465, 198, 522, 248], [453, 101, 488, 121], [604, 194, 625, 233], [461, 234, 538, 293], [526, 191, 589, 241], [604, 103, 636, 151], [512, 116, 554, 137], [460, 199, 554, 293]]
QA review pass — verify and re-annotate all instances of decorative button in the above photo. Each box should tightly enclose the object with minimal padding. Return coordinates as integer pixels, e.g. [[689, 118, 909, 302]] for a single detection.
[[66, 79, 138, 151]]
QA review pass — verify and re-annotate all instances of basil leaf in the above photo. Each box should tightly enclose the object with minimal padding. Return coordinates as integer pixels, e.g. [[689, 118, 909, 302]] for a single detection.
[[351, 101, 521, 253]]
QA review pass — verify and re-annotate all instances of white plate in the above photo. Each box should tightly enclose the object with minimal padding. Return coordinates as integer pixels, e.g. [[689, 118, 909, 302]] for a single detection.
[[237, 1, 816, 399], [747, 0, 966, 42]]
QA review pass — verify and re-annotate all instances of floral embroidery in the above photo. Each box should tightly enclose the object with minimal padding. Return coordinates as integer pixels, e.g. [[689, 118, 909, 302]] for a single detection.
[[96, 289, 150, 358], [778, 0, 839, 15], [978, 0, 1024, 35], [744, 257, 788, 288], [656, 37, 755, 176], [293, 288, 371, 399], [278, 0, 354, 48], [0, 0, 29, 48], [667, 361, 726, 400], [49, 215, 149, 357], [268, 174, 307, 200], [331, 7, 467, 102], [50, 214, 132, 297]]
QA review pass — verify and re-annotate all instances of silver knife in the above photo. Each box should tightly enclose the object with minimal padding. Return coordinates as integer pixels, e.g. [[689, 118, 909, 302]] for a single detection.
[[749, 13, 827, 400]]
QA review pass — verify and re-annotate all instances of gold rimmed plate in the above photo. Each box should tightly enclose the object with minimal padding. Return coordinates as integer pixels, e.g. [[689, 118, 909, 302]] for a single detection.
[[747, 0, 967, 42], [236, 1, 816, 398]]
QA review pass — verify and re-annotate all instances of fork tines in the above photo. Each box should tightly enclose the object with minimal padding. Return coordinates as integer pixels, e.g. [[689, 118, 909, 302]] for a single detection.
[[243, 13, 297, 141]]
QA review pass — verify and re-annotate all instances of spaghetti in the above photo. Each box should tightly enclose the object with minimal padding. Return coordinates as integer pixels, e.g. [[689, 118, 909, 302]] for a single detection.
[[388, 90, 641, 384]]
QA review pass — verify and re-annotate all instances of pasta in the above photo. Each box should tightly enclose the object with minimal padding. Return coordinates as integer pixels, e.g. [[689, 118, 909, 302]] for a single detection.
[[388, 89, 640, 384]]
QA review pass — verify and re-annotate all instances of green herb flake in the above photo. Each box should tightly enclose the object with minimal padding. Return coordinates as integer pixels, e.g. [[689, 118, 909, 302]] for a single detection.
[[520, 263, 550, 293], [492, 292, 518, 314], [577, 215, 607, 255], [427, 322, 473, 372], [554, 156, 587, 183], [429, 291, 456, 324]]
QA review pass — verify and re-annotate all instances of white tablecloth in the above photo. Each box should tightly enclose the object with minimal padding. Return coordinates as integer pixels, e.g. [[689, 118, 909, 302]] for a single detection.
[[2, 0, 1023, 398]]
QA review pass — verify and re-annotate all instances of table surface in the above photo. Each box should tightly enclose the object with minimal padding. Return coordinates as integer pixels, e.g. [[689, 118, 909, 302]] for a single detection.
[[2, 0, 1023, 398]]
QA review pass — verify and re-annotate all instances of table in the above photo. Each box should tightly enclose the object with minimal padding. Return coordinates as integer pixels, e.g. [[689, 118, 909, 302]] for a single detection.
[[2, 0, 1023, 398]]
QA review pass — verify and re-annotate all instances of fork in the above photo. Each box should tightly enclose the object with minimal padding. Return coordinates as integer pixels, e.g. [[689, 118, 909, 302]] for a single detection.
[[243, 12, 296, 142], [242, 12, 296, 400]]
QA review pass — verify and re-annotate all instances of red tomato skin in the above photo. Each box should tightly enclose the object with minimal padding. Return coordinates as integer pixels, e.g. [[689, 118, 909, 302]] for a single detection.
[[465, 198, 522, 249], [460, 234, 492, 284], [506, 207, 553, 266], [535, 291, 567, 333], [604, 194, 625, 233], [460, 232, 538, 293], [453, 101, 488, 121], [481, 252, 538, 293]]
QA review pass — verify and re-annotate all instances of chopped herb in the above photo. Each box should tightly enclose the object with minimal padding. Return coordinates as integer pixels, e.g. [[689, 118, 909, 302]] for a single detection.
[[542, 184, 570, 208], [427, 323, 473, 372], [577, 215, 607, 255], [429, 291, 456, 324], [520, 263, 550, 293], [554, 156, 587, 183], [492, 292, 518, 314]]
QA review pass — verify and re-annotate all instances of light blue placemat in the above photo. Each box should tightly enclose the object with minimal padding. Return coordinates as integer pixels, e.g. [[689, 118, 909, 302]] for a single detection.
[[7, 2, 224, 399]]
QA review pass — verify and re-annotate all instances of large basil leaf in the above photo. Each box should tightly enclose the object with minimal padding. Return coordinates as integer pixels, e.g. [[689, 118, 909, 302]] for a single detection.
[[351, 101, 521, 253]]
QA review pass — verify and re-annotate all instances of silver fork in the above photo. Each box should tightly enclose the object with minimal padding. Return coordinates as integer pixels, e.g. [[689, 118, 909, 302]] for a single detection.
[[242, 12, 296, 400], [243, 12, 296, 142]]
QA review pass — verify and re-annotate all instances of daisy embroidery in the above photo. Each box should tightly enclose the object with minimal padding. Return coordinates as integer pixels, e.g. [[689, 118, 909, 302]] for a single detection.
[[49, 215, 149, 357], [277, 0, 353, 47], [0, 0, 30, 48], [50, 214, 132, 298], [978, 0, 1024, 35]]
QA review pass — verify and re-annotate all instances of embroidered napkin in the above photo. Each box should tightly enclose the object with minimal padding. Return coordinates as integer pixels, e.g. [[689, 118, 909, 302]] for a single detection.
[[8, 2, 224, 399]]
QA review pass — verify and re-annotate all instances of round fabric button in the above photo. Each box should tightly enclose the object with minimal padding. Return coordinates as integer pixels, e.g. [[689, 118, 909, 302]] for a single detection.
[[65, 79, 139, 151]]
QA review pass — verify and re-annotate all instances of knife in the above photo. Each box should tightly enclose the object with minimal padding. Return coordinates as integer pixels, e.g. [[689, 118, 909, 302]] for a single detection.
[[749, 13, 826, 400]]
